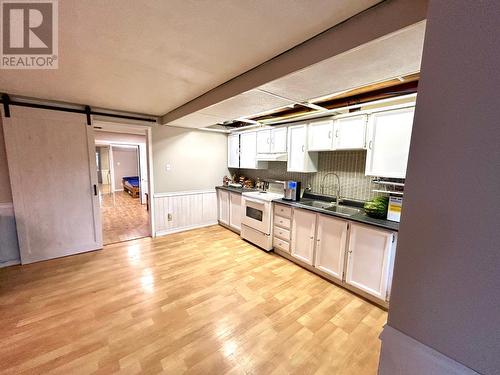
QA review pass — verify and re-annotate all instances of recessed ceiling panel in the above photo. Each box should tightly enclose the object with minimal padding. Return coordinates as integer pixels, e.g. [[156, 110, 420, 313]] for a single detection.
[[200, 89, 295, 120], [259, 21, 426, 102]]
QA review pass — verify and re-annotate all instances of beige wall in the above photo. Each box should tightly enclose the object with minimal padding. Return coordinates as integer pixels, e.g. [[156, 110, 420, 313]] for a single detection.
[[112, 147, 139, 190], [0, 116, 12, 203], [152, 126, 228, 193], [383, 1, 500, 374]]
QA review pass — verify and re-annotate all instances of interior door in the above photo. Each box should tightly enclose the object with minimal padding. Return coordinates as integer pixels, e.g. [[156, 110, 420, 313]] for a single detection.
[[314, 215, 348, 280], [290, 208, 317, 265], [2, 107, 102, 264]]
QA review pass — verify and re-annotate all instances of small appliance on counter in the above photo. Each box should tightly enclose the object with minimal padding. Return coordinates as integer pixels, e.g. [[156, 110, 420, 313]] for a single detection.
[[283, 180, 301, 201]]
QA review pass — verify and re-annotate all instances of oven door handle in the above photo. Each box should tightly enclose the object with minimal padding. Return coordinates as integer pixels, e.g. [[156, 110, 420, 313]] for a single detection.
[[244, 197, 266, 205]]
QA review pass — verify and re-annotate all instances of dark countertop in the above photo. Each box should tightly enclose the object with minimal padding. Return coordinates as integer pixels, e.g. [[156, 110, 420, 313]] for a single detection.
[[215, 185, 259, 194], [273, 198, 399, 232]]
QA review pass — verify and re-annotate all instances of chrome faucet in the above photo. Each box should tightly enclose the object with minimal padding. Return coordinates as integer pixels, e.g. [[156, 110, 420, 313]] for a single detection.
[[320, 172, 342, 206]]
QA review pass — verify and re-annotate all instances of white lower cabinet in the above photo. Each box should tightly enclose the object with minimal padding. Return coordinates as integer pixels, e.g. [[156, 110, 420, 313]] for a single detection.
[[314, 215, 348, 281], [281, 205, 397, 304], [345, 223, 395, 300], [217, 189, 230, 226], [229, 192, 242, 232], [290, 208, 317, 265]]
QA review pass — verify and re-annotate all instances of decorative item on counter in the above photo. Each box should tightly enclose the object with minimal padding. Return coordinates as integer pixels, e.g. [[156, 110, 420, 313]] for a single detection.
[[255, 178, 262, 190], [243, 178, 255, 188], [364, 196, 389, 219], [387, 196, 403, 222], [222, 176, 230, 186]]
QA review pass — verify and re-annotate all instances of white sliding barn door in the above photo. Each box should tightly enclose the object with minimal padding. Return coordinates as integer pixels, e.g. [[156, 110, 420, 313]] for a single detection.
[[2, 107, 102, 264]]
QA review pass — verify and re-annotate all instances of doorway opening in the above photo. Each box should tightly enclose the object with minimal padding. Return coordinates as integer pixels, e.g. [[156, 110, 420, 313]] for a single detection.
[[94, 122, 152, 245]]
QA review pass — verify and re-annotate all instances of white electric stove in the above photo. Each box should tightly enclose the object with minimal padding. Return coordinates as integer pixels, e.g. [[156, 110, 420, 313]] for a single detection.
[[241, 191, 283, 251]]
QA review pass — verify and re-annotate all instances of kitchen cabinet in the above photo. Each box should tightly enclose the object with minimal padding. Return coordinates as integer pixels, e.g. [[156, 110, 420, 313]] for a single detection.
[[314, 215, 348, 281], [333, 114, 367, 150], [271, 127, 287, 153], [217, 189, 230, 226], [227, 134, 240, 168], [345, 223, 395, 300], [308, 119, 334, 151], [229, 192, 242, 232], [365, 106, 415, 178], [290, 208, 317, 265], [287, 124, 318, 172], [239, 131, 267, 169], [257, 127, 287, 154], [256, 129, 271, 154]]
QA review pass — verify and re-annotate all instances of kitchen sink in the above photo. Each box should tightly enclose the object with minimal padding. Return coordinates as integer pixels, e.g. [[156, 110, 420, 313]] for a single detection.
[[324, 205, 360, 216], [298, 200, 361, 216]]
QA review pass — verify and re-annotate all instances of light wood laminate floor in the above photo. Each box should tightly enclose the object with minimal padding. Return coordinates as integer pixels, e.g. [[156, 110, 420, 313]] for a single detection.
[[100, 189, 149, 245], [0, 225, 386, 374]]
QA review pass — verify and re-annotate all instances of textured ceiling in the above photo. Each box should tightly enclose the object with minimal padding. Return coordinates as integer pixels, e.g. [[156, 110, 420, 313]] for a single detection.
[[167, 21, 426, 128], [0, 0, 381, 116]]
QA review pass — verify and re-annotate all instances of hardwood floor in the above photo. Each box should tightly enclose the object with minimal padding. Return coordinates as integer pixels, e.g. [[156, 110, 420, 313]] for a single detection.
[[100, 189, 149, 245], [0, 225, 386, 374]]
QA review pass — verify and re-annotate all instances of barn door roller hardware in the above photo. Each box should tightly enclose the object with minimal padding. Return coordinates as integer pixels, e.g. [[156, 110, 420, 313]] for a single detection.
[[85, 105, 92, 126], [0, 93, 157, 123], [1, 94, 10, 118]]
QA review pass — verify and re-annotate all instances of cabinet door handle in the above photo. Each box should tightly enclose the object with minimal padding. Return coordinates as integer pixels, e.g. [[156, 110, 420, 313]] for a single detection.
[[335, 129, 339, 138], [368, 140, 373, 150], [301, 145, 305, 152], [328, 130, 332, 139]]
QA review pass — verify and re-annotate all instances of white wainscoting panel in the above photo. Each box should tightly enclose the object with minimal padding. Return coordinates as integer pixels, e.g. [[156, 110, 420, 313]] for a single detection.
[[0, 203, 21, 267], [154, 190, 218, 236]]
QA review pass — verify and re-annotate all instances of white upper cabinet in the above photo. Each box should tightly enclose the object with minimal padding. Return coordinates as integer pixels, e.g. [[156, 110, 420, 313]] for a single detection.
[[257, 127, 287, 154], [256, 129, 271, 154], [314, 215, 348, 281], [271, 127, 287, 153], [365, 106, 415, 178], [308, 119, 334, 151], [239, 131, 267, 169], [287, 124, 318, 172], [333, 114, 367, 150], [345, 223, 395, 300], [227, 134, 240, 168], [290, 208, 317, 265]]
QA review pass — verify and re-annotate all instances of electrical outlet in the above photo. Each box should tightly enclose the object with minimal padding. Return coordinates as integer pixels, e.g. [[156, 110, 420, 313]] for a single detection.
[[167, 213, 172, 221]]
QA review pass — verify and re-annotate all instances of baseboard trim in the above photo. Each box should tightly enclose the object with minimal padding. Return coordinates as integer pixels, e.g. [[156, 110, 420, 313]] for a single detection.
[[0, 259, 21, 268], [378, 325, 480, 375], [155, 221, 218, 237]]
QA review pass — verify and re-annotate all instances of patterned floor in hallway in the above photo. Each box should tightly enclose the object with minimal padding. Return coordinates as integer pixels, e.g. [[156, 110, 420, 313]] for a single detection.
[[100, 189, 149, 245], [0, 225, 387, 374]]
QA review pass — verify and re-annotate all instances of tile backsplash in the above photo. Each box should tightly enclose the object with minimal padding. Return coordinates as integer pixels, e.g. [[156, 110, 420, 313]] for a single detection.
[[233, 151, 380, 202]]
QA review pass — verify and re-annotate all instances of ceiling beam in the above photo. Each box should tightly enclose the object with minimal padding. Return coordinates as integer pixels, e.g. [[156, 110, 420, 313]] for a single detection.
[[160, 0, 428, 125]]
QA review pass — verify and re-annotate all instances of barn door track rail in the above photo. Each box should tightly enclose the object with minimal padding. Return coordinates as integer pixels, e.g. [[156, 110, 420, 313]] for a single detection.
[[0, 93, 157, 125]]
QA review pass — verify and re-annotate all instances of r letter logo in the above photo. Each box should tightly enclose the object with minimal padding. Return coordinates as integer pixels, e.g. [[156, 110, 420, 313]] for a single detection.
[[1, 0, 58, 69]]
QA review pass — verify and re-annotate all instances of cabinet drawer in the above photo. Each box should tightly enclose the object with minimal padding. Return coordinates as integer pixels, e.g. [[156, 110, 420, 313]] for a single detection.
[[274, 226, 290, 241], [274, 204, 292, 218], [274, 215, 291, 229], [274, 237, 290, 252]]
